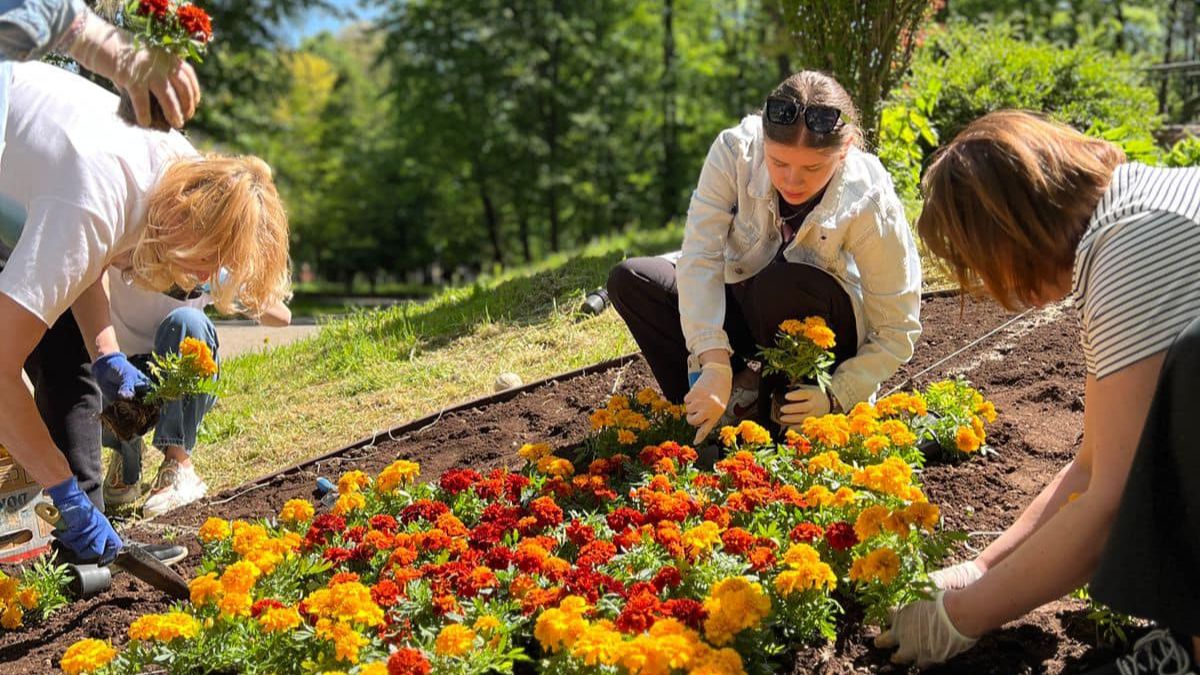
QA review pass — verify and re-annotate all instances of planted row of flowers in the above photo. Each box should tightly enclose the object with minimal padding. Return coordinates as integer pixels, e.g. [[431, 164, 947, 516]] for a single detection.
[[51, 381, 994, 674]]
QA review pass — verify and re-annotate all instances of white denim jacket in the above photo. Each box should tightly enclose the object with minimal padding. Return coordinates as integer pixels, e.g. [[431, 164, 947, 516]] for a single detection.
[[677, 115, 922, 407]]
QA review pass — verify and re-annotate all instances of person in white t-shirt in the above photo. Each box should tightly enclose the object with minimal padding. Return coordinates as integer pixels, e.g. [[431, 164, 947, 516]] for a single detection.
[[102, 268, 291, 516], [0, 62, 290, 563]]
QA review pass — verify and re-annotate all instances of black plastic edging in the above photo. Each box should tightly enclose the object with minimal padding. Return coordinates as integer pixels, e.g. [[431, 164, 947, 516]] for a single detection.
[[238, 352, 641, 489]]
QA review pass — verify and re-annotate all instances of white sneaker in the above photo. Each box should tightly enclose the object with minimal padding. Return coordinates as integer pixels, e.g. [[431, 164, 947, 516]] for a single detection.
[[103, 440, 143, 507], [141, 458, 208, 518]]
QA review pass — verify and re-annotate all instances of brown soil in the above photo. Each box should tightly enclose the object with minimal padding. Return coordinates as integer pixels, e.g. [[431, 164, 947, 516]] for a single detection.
[[99, 398, 160, 443], [1, 296, 1129, 674]]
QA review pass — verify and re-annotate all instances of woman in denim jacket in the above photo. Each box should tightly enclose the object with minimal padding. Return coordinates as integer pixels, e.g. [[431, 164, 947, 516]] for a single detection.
[[608, 71, 922, 443]]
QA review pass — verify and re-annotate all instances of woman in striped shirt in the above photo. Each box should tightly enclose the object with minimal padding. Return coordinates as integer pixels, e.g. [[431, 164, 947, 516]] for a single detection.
[[875, 111, 1200, 674]]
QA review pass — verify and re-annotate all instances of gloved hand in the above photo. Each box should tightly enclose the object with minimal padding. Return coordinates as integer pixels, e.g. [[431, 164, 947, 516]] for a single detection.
[[684, 361, 733, 445], [45, 477, 123, 565], [929, 560, 986, 591], [778, 384, 832, 426], [65, 8, 200, 128], [92, 352, 151, 401], [874, 590, 979, 667]]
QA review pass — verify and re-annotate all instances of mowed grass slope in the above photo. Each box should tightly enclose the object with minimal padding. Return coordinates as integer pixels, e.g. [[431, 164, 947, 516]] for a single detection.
[[193, 227, 682, 490]]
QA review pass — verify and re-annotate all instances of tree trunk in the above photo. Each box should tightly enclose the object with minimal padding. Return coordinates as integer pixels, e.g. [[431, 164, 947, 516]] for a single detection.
[[547, 0, 563, 252], [661, 0, 678, 227], [1160, 0, 1181, 115], [477, 170, 505, 265], [1112, 0, 1126, 51]]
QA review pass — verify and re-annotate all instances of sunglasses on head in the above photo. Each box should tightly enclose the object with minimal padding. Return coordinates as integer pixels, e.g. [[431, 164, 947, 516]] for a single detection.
[[164, 283, 209, 301], [764, 97, 843, 135]]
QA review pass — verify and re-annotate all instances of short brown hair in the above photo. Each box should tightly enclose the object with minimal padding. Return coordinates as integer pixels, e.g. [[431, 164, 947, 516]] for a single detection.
[[917, 111, 1125, 309], [762, 71, 864, 151]]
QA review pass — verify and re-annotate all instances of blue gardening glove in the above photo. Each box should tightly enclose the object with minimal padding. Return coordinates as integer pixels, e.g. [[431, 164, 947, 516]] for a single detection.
[[92, 352, 151, 401], [45, 477, 123, 565]]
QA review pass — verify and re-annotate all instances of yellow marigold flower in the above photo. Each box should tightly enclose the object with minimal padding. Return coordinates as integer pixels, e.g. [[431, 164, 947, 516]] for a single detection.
[[16, 587, 38, 611], [850, 402, 878, 419], [189, 572, 220, 606], [278, 499, 315, 525], [615, 409, 651, 431], [436, 623, 477, 657], [128, 612, 200, 642], [218, 592, 252, 619], [803, 324, 837, 350], [197, 517, 231, 543], [803, 485, 834, 507], [220, 560, 261, 595], [849, 415, 880, 437], [317, 619, 369, 663], [955, 425, 982, 453], [905, 502, 940, 531], [617, 429, 637, 445], [972, 415, 987, 442], [691, 646, 746, 675], [831, 486, 857, 507], [559, 595, 591, 618], [332, 490, 367, 516], [0, 573, 17, 601], [337, 470, 371, 494], [775, 563, 837, 596], [849, 547, 902, 585], [1, 604, 21, 629], [376, 460, 420, 493], [569, 620, 623, 667], [862, 435, 890, 455], [683, 521, 723, 558], [779, 319, 805, 336], [782, 543, 821, 568], [180, 337, 218, 377], [636, 388, 661, 406], [736, 420, 771, 446], [976, 400, 998, 424], [258, 606, 303, 633], [360, 664, 388, 675], [883, 511, 911, 536], [590, 408, 616, 430], [880, 419, 917, 446], [854, 505, 890, 541], [305, 582, 385, 627], [537, 456, 575, 478], [802, 415, 851, 447], [60, 638, 117, 675], [702, 578, 771, 646], [608, 394, 631, 411], [518, 442, 553, 462], [718, 425, 738, 447], [852, 457, 914, 497], [473, 615, 502, 633]]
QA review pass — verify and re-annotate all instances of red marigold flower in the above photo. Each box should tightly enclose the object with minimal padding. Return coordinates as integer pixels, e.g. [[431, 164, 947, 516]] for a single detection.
[[606, 507, 645, 533], [351, 543, 375, 562], [503, 472, 530, 502], [344, 526, 367, 544], [521, 587, 564, 615], [432, 593, 460, 616], [693, 473, 722, 490], [249, 598, 285, 618], [651, 566, 682, 592], [323, 547, 353, 564], [136, 0, 169, 18], [565, 519, 596, 547], [371, 580, 401, 607], [439, 468, 481, 495], [564, 568, 623, 603], [662, 598, 707, 631], [176, 4, 213, 42], [482, 546, 513, 570], [720, 527, 756, 556], [825, 521, 859, 551], [613, 527, 645, 551], [790, 522, 825, 543], [576, 540, 617, 569], [400, 500, 449, 525], [615, 591, 663, 634], [370, 514, 398, 532], [530, 496, 564, 528], [313, 514, 346, 533], [702, 505, 732, 528], [747, 545, 777, 571], [388, 647, 432, 675]]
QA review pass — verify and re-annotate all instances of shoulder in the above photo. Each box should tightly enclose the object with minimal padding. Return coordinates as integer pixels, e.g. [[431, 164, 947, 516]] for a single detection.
[[713, 115, 763, 155], [836, 149, 904, 228]]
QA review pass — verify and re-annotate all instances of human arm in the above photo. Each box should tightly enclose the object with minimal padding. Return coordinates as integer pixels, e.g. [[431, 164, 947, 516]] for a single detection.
[[64, 6, 199, 128], [0, 0, 84, 61], [254, 299, 291, 327], [827, 196, 922, 409]]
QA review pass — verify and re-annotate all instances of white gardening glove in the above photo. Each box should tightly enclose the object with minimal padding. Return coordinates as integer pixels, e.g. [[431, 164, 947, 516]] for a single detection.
[[778, 384, 831, 426], [65, 8, 200, 128], [929, 560, 985, 591], [874, 591, 979, 667], [684, 361, 732, 445]]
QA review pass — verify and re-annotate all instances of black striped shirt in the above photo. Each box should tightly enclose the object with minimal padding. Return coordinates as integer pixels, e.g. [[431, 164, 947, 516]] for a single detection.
[[1071, 162, 1200, 379]]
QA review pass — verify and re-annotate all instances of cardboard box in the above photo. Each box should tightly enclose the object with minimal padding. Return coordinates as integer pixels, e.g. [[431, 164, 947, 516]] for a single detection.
[[0, 445, 54, 563]]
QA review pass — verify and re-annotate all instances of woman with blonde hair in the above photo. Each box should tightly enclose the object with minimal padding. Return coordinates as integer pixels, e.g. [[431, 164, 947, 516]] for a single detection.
[[0, 61, 289, 562], [876, 110, 1200, 674], [607, 70, 921, 443]]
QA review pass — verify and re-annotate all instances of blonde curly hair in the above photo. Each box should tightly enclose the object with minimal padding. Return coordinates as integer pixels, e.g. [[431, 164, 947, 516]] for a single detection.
[[131, 154, 291, 317]]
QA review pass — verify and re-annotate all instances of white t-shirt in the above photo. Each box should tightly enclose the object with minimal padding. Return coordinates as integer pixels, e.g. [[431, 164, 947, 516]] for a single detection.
[[107, 267, 210, 356], [0, 61, 198, 327]]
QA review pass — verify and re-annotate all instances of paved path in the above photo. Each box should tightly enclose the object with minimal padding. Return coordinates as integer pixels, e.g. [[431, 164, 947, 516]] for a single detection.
[[216, 323, 322, 358]]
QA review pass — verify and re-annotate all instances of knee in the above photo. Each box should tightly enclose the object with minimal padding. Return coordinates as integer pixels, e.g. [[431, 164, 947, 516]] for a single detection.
[[157, 307, 217, 353], [606, 260, 640, 303]]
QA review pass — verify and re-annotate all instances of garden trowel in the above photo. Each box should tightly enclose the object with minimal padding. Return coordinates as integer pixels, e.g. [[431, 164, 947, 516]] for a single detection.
[[34, 502, 190, 600]]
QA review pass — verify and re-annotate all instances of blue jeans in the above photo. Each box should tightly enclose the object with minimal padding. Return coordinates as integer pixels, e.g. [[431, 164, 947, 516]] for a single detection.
[[0, 0, 84, 61], [102, 307, 219, 483]]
